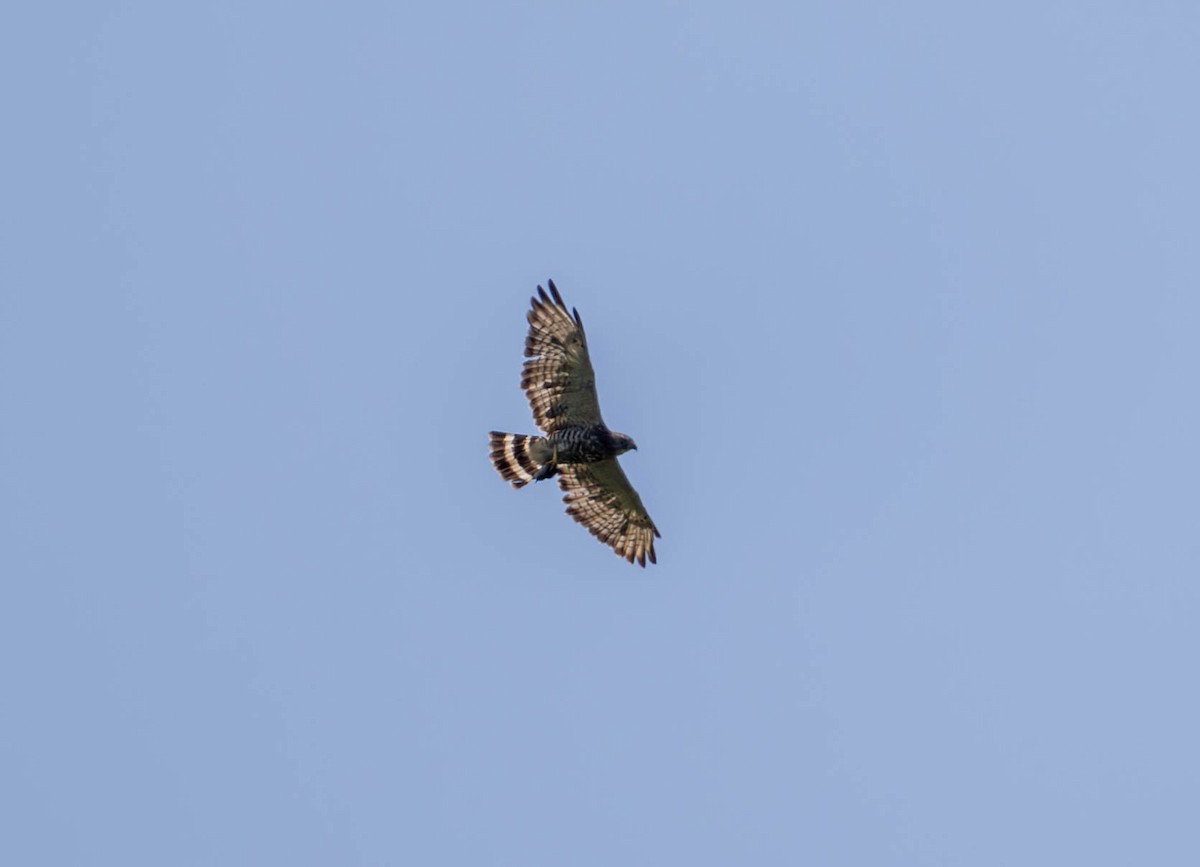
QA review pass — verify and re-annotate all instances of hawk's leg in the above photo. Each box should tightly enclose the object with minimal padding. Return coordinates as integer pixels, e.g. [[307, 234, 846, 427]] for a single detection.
[[533, 443, 559, 482]]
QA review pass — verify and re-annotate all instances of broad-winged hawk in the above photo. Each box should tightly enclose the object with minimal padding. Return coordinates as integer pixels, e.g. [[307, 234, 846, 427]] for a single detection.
[[488, 280, 660, 566]]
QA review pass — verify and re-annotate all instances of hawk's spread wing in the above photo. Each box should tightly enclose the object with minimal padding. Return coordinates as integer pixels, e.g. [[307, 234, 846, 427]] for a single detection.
[[521, 281, 604, 434], [558, 460, 660, 567]]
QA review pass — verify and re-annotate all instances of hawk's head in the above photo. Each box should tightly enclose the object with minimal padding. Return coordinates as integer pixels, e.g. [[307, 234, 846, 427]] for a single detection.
[[611, 432, 638, 455]]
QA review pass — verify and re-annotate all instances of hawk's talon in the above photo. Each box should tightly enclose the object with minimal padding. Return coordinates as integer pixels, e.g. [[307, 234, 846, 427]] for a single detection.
[[530, 443, 559, 482]]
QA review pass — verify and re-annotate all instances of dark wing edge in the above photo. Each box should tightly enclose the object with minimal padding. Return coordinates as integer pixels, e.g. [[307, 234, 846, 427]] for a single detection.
[[547, 278, 587, 340], [558, 460, 661, 567], [520, 280, 603, 433]]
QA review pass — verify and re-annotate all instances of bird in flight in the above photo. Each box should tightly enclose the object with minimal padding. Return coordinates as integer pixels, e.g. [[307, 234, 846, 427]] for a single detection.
[[489, 280, 660, 566]]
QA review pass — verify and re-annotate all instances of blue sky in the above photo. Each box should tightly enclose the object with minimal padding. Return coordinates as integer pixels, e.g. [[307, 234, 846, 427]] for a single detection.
[[3, 2, 1198, 864]]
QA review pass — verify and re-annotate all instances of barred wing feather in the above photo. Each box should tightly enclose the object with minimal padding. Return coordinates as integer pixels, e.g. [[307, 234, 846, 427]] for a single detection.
[[558, 460, 660, 567], [521, 281, 604, 434]]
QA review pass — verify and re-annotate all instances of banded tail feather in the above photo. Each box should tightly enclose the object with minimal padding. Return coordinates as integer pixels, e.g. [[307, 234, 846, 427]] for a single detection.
[[488, 431, 554, 489]]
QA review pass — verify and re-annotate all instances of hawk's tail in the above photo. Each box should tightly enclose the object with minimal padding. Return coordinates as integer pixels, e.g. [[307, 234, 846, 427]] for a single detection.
[[488, 431, 550, 489]]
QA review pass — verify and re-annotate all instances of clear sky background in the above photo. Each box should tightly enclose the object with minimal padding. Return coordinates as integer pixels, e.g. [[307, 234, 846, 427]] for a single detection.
[[3, 2, 1198, 865]]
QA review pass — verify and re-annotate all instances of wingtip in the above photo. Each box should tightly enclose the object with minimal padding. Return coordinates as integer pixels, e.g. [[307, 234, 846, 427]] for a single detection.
[[547, 279, 566, 310]]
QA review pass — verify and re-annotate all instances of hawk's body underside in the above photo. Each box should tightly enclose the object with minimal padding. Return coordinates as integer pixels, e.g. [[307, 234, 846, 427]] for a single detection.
[[488, 280, 660, 567]]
